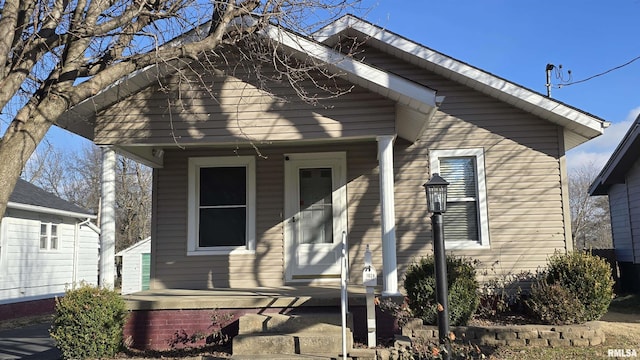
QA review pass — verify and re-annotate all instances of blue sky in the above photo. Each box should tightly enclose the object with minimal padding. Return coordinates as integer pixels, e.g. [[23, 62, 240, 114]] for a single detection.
[[13, 0, 640, 172], [365, 0, 640, 171]]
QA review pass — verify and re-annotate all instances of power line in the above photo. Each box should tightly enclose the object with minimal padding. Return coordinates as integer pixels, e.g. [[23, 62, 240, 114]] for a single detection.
[[559, 54, 640, 87]]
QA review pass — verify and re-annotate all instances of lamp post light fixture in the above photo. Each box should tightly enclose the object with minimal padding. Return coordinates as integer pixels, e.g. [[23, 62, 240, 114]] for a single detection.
[[423, 173, 451, 359]]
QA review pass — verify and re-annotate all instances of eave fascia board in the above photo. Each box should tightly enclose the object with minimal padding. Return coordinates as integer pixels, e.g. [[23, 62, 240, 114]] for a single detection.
[[7, 202, 97, 220], [315, 16, 608, 143], [263, 25, 439, 114]]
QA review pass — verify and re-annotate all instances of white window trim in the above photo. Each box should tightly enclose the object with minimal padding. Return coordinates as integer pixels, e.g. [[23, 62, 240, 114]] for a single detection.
[[429, 148, 490, 249], [187, 156, 256, 256], [39, 222, 59, 251]]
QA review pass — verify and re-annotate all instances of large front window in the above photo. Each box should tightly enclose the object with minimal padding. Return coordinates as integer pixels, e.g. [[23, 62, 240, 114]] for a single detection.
[[188, 156, 256, 255], [430, 148, 490, 249]]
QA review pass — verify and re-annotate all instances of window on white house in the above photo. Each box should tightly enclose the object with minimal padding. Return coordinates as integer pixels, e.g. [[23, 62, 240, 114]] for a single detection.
[[187, 156, 256, 255], [429, 148, 490, 249], [40, 222, 59, 250]]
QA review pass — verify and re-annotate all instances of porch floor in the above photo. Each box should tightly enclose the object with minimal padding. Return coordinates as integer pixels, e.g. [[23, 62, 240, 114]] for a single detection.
[[123, 285, 388, 311]]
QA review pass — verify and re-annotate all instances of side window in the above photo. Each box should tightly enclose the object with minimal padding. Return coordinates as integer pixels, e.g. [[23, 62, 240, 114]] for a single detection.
[[187, 156, 256, 255], [430, 148, 490, 249], [40, 223, 48, 249], [39, 222, 60, 250]]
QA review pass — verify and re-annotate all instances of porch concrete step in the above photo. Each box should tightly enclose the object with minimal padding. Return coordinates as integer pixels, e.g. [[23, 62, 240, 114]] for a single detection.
[[227, 349, 376, 360], [232, 332, 353, 356], [238, 312, 349, 334]]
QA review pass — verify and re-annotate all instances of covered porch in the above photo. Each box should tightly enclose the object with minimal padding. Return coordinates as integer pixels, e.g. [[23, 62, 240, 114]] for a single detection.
[[122, 285, 398, 351]]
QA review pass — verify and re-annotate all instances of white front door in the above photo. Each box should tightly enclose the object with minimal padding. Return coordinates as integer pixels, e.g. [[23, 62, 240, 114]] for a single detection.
[[284, 152, 347, 281]]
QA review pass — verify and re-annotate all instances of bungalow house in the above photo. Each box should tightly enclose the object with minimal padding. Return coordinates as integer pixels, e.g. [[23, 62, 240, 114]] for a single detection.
[[59, 15, 608, 350], [589, 114, 640, 293], [0, 179, 99, 321]]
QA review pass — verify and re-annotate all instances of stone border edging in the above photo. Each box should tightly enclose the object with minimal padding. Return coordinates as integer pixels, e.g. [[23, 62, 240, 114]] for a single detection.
[[401, 318, 605, 347]]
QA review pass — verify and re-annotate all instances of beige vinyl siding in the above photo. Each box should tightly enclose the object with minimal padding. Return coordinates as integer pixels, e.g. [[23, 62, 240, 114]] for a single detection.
[[358, 44, 568, 279], [95, 62, 395, 145], [151, 143, 383, 289], [147, 41, 572, 289], [609, 184, 633, 262]]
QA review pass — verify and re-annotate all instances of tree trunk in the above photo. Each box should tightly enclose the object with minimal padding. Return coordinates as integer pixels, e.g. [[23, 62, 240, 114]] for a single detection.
[[0, 96, 67, 218]]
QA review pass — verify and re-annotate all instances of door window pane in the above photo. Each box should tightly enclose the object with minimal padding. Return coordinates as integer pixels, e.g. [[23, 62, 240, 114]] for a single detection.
[[299, 168, 333, 244]]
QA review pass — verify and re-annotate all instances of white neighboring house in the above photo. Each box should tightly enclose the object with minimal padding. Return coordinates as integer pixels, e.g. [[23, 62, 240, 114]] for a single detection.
[[0, 179, 100, 307], [116, 237, 151, 295]]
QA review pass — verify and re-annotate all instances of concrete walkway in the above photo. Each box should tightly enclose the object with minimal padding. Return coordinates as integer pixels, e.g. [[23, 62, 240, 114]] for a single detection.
[[0, 322, 60, 360]]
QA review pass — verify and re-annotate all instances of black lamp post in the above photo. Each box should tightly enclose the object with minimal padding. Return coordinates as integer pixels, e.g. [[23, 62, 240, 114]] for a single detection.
[[423, 173, 450, 359]]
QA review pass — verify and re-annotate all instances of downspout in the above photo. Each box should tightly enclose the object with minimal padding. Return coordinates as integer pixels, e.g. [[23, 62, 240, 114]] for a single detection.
[[73, 222, 79, 284]]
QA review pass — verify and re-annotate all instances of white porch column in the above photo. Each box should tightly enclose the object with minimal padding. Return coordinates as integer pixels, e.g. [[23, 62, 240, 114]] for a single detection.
[[99, 146, 116, 289], [377, 135, 401, 296]]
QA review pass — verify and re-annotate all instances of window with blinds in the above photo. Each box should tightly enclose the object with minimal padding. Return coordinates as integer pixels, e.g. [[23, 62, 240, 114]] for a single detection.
[[440, 157, 479, 242], [429, 148, 490, 248]]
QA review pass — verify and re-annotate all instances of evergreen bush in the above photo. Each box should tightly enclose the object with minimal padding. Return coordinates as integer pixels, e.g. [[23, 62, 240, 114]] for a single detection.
[[403, 255, 479, 326], [528, 251, 614, 324], [50, 283, 128, 359]]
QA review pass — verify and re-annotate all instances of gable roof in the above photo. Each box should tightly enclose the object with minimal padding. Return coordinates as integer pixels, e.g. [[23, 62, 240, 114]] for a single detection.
[[8, 178, 96, 219], [60, 22, 442, 143], [589, 114, 640, 195], [313, 15, 609, 150], [59, 14, 608, 151], [116, 237, 151, 256]]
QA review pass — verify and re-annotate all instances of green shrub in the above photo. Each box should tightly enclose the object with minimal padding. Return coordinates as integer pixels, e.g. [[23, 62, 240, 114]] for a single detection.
[[50, 283, 128, 359], [403, 255, 479, 326], [546, 251, 614, 321], [527, 281, 586, 325], [527, 251, 614, 324]]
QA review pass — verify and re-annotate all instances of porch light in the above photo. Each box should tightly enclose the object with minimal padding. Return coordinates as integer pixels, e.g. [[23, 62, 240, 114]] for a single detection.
[[423, 173, 451, 360], [424, 173, 449, 213]]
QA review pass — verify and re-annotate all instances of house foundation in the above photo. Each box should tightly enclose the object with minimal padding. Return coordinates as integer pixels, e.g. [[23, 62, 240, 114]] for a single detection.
[[122, 286, 399, 351]]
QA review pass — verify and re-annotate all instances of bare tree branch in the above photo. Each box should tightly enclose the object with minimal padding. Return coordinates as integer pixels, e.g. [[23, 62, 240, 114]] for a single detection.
[[0, 0, 367, 219]]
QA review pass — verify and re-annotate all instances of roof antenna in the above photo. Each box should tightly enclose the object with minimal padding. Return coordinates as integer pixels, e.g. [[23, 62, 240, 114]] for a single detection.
[[545, 63, 555, 97]]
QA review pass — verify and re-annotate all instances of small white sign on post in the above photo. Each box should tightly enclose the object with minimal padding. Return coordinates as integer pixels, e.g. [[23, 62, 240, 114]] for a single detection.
[[363, 266, 377, 287], [362, 245, 377, 348]]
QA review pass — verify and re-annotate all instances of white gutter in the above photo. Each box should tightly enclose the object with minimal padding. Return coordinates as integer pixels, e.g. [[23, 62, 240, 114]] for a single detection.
[[7, 202, 97, 220]]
